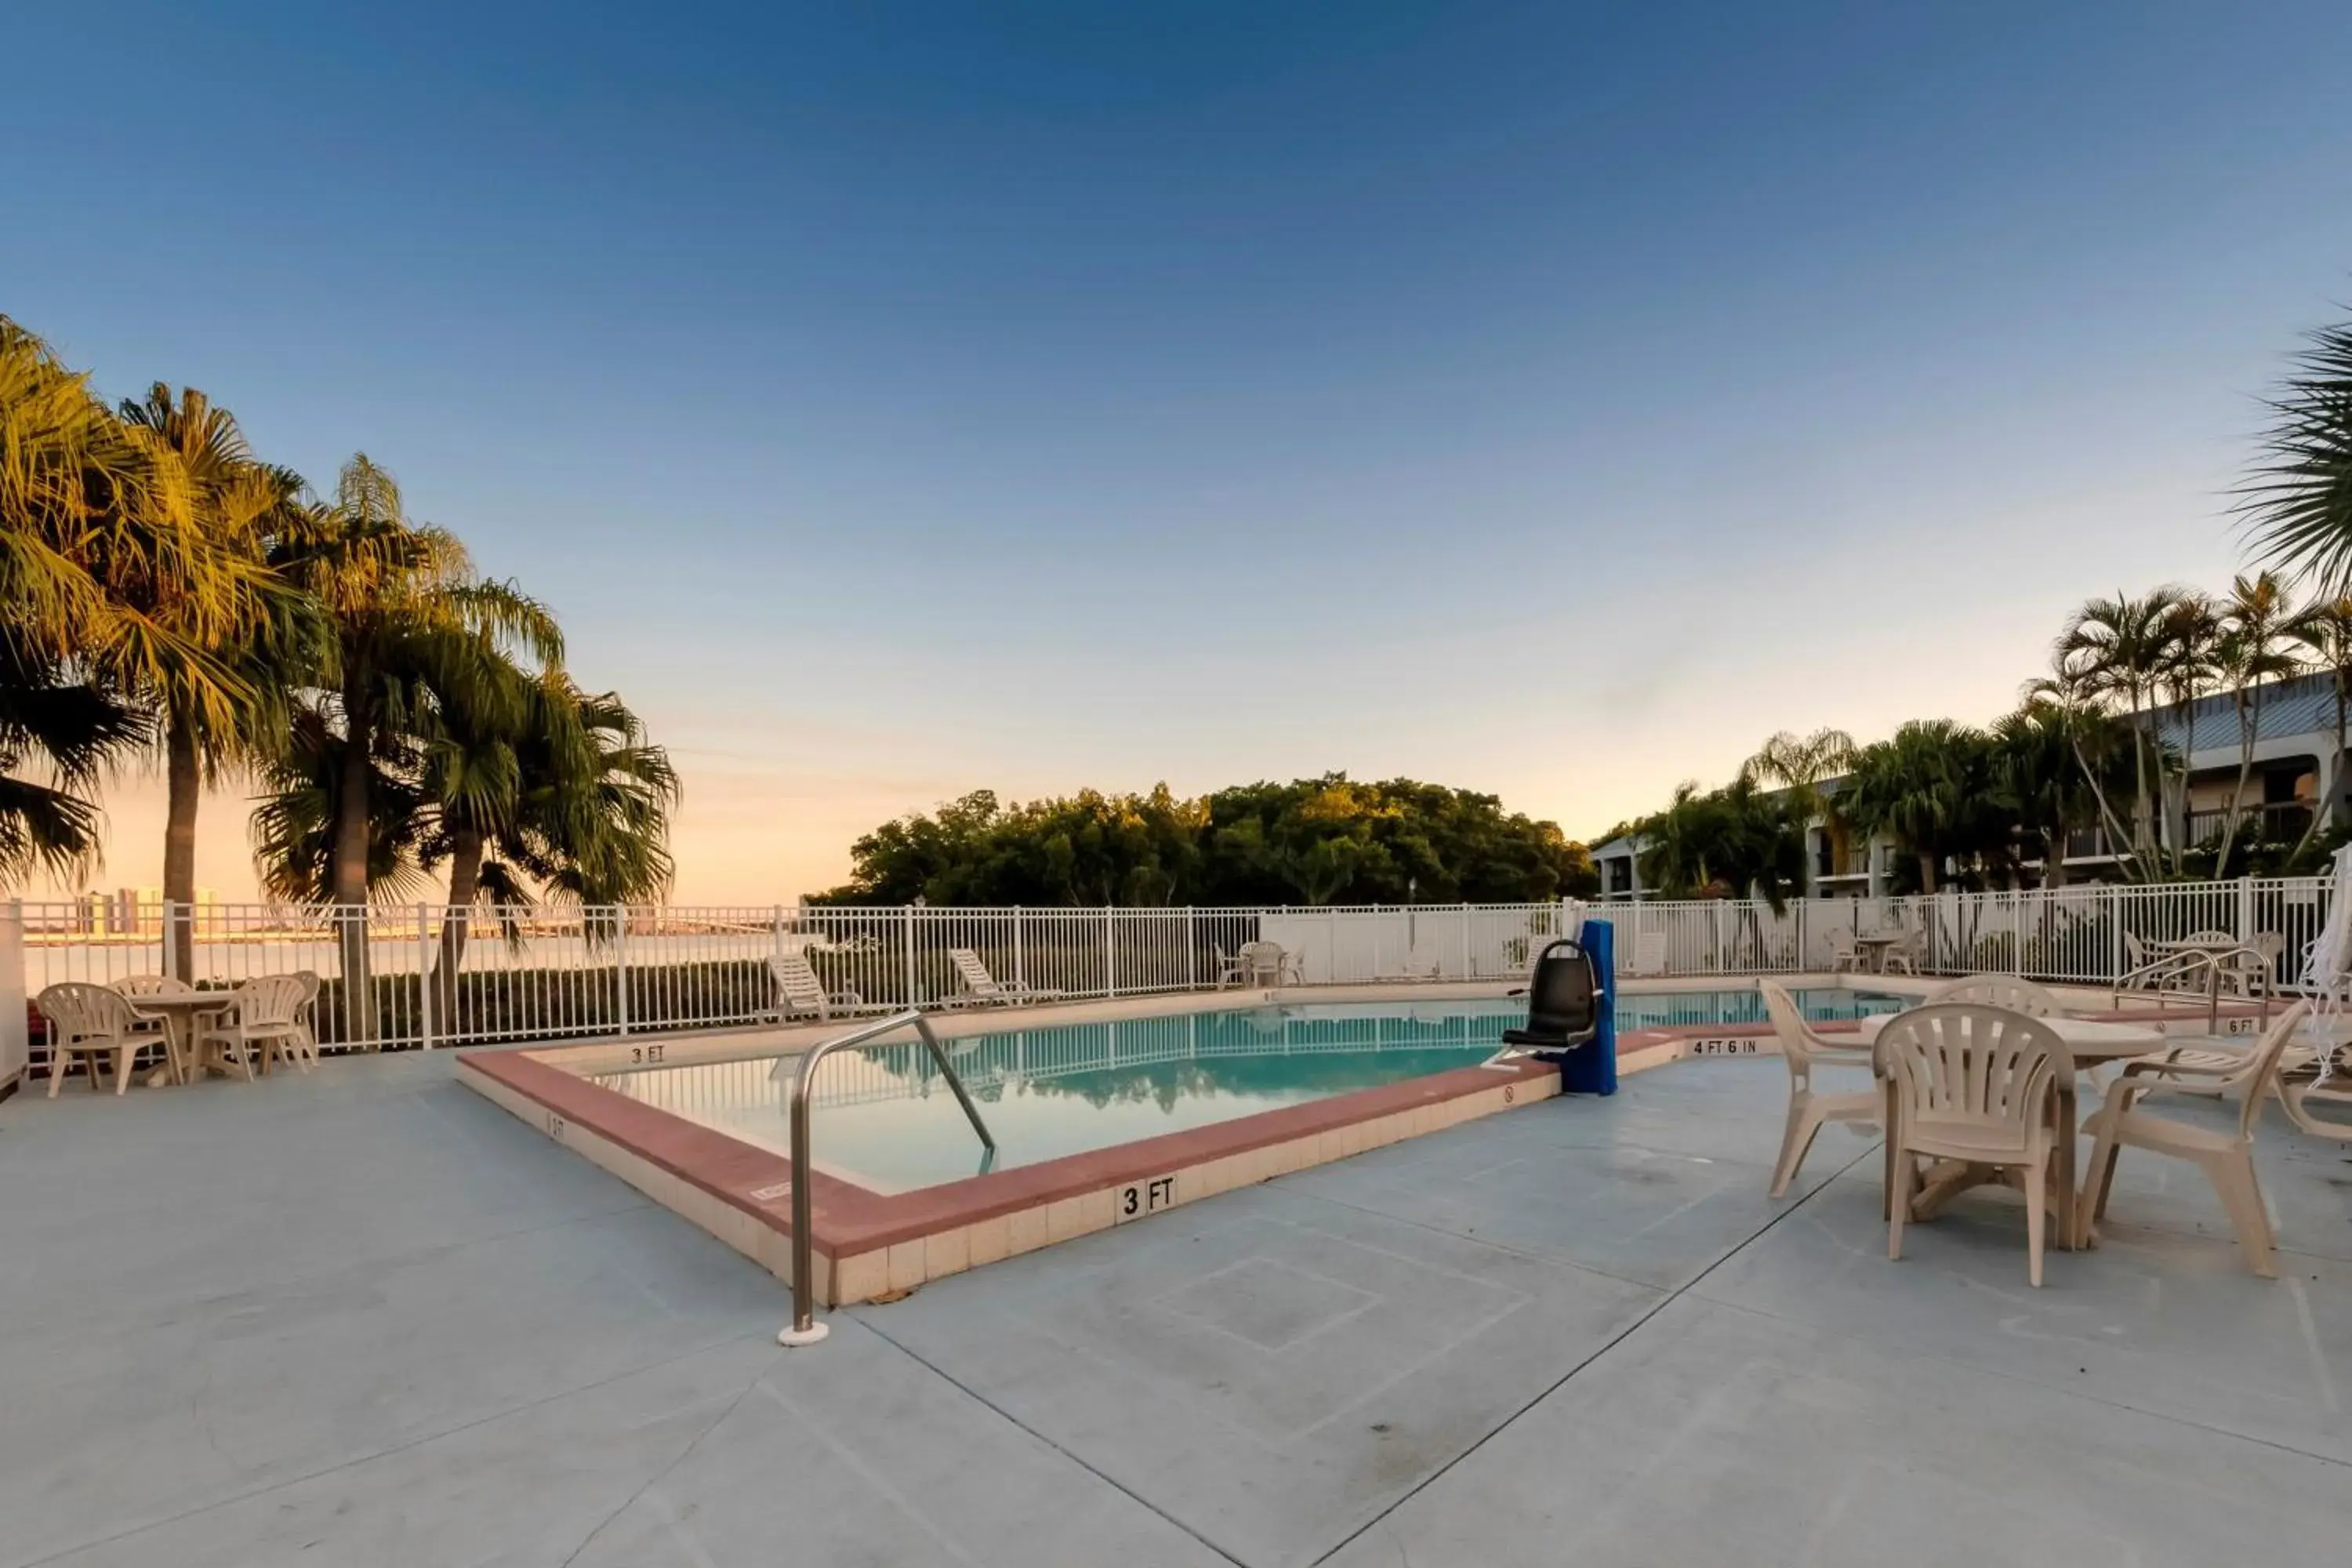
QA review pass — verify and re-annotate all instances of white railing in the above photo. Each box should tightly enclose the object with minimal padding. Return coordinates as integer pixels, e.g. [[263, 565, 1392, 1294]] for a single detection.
[[6, 878, 2328, 1071]]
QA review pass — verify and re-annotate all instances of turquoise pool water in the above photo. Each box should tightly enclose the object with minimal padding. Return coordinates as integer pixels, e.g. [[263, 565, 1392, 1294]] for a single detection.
[[591, 989, 1907, 1193]]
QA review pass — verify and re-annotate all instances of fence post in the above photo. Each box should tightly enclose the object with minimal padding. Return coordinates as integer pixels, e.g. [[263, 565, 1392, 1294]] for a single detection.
[[903, 906, 919, 1007], [1105, 910, 1117, 997], [417, 904, 434, 1050], [1, 900, 25, 1097], [2107, 884, 2122, 984], [1013, 906, 1025, 990], [1460, 904, 1472, 980], [2238, 875, 2254, 942], [615, 908, 631, 1037], [1187, 907, 1197, 991]]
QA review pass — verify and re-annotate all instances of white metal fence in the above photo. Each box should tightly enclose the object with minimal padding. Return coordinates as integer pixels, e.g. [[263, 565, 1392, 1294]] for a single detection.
[[5, 878, 2328, 1071]]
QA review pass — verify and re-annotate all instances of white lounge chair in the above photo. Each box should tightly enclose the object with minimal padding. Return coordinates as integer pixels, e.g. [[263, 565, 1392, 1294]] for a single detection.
[[1629, 931, 1668, 978], [946, 948, 1062, 1007], [769, 950, 862, 1022]]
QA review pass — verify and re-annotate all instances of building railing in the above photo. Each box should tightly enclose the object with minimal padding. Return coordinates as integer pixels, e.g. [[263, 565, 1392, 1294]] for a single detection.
[[3, 877, 2329, 1072], [2183, 802, 2313, 846]]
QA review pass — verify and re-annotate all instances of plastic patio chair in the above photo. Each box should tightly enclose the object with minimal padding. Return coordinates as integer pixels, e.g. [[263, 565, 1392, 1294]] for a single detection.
[[1877, 1004, 2071, 1287], [34, 982, 151, 1096], [1828, 929, 1859, 974], [194, 974, 314, 1079], [2078, 1000, 2308, 1276], [1926, 974, 2071, 1017], [1759, 981, 1880, 1198]]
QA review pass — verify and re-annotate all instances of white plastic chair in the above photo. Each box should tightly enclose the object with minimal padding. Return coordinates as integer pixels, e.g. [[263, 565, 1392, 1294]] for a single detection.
[[2078, 1000, 2307, 1276], [1926, 975, 2070, 1017], [1828, 928, 1859, 974], [109, 973, 190, 1076], [1760, 982, 1879, 1198], [195, 975, 314, 1078], [1877, 1004, 2070, 1287], [34, 983, 150, 1095]]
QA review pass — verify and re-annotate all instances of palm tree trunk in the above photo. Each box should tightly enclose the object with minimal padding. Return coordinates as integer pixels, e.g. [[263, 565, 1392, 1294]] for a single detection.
[[331, 678, 376, 1039], [2216, 695, 2256, 876], [162, 706, 201, 982], [434, 826, 484, 1025], [2172, 699, 2198, 874], [2303, 670, 2348, 854]]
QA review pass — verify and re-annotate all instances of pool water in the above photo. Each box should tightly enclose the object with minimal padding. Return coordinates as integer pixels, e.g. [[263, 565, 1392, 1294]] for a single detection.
[[590, 989, 1907, 1194]]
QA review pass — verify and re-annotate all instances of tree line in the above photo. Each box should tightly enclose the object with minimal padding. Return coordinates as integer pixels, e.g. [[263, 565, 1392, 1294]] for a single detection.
[[1624, 310, 2352, 898], [810, 777, 1599, 907], [1, 314, 678, 980]]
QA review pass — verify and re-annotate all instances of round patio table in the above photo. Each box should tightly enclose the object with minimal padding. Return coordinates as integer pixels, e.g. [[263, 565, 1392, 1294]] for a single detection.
[[1851, 1012, 2169, 1250], [125, 992, 241, 1085]]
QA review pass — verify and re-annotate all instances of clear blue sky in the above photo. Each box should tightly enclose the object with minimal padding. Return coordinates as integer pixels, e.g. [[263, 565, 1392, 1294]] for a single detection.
[[7, 2, 2351, 899]]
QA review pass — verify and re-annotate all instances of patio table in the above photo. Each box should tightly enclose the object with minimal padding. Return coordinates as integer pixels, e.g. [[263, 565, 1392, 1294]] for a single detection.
[[2151, 935, 2244, 954], [126, 992, 242, 1084], [1851, 1012, 2167, 1250], [1852, 934, 1904, 974]]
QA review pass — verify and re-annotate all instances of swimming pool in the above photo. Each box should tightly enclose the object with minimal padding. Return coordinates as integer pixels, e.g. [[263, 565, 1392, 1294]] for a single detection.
[[590, 989, 1907, 1193]]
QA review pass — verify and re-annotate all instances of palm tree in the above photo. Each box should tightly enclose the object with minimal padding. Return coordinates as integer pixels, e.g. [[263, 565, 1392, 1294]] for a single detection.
[[2153, 591, 2218, 873], [1989, 700, 2126, 888], [2209, 572, 2304, 873], [0, 630, 146, 886], [0, 318, 187, 880], [269, 456, 562, 998], [1740, 728, 1857, 879], [2239, 314, 2352, 591], [2285, 593, 2352, 850], [113, 385, 316, 976], [2058, 589, 2187, 869], [416, 666, 679, 1013], [2024, 655, 2138, 869], [1841, 720, 1994, 893]]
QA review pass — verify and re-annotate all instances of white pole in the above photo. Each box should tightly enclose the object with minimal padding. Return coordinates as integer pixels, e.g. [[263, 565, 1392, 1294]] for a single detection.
[[615, 907, 631, 1037], [418, 903, 434, 1050]]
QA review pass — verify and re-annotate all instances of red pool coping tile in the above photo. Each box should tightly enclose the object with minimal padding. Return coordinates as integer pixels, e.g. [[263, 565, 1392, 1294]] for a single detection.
[[461, 1044, 1562, 1260]]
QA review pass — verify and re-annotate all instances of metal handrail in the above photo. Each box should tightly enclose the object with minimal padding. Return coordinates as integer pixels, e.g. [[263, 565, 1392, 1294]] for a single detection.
[[775, 1009, 993, 1346], [2111, 943, 2275, 1031]]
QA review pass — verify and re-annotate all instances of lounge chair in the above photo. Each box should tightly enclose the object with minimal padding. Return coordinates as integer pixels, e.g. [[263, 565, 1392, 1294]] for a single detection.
[[1628, 931, 1668, 978], [1760, 981, 1879, 1198], [1879, 1004, 2070, 1287], [2078, 1001, 2307, 1276], [946, 948, 1062, 1007], [769, 950, 862, 1022]]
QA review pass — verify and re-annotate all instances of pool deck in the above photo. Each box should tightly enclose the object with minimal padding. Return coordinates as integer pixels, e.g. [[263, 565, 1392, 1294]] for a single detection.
[[5, 1039, 2350, 1565]]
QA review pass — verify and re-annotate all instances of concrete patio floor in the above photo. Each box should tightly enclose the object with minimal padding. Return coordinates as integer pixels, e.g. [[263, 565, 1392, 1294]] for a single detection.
[[3, 1047, 2349, 1566]]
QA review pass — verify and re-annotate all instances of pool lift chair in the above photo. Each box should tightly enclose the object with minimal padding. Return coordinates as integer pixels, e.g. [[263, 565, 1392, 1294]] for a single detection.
[[1488, 937, 1602, 1067]]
